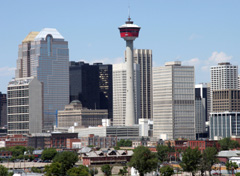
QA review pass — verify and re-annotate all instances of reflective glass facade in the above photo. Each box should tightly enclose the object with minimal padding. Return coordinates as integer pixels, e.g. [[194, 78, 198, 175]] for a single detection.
[[16, 28, 69, 131]]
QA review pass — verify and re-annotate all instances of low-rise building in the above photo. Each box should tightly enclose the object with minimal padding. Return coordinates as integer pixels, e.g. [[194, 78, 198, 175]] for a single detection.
[[82, 149, 133, 166], [79, 134, 117, 148], [28, 133, 51, 149], [217, 150, 240, 163], [70, 125, 140, 138], [0, 134, 28, 147], [66, 138, 81, 149], [58, 100, 108, 128], [188, 140, 220, 152], [51, 133, 78, 149]]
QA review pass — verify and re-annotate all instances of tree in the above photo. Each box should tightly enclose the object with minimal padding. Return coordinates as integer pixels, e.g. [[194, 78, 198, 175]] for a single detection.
[[202, 147, 218, 176], [117, 139, 132, 147], [128, 146, 158, 176], [26, 146, 35, 155], [101, 164, 113, 176], [8, 146, 26, 158], [89, 168, 98, 176], [118, 166, 128, 176], [198, 157, 207, 176], [66, 165, 89, 176], [31, 167, 42, 173], [159, 165, 174, 176], [41, 148, 57, 161], [44, 162, 62, 176], [53, 151, 78, 175], [180, 147, 201, 176], [226, 161, 238, 174], [218, 138, 240, 150], [156, 145, 169, 163], [0, 165, 8, 176]]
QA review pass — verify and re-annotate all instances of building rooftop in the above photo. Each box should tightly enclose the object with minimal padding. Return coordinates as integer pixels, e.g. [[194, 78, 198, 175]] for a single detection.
[[8, 77, 34, 86], [35, 28, 64, 41], [217, 150, 240, 158], [165, 61, 182, 66], [22, 32, 39, 43], [218, 62, 231, 65]]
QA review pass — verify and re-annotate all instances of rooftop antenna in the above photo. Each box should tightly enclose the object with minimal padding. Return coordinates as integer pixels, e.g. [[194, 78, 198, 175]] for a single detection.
[[126, 0, 133, 24], [128, 3, 131, 21]]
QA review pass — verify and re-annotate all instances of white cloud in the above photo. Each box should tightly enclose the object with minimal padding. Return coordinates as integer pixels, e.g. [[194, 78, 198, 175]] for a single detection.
[[182, 58, 200, 66], [0, 67, 15, 77], [200, 51, 232, 71], [208, 51, 232, 63], [189, 33, 202, 40]]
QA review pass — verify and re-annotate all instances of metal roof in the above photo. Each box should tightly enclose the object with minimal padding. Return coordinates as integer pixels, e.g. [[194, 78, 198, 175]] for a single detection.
[[22, 32, 39, 43], [119, 23, 140, 28], [34, 28, 64, 41], [217, 150, 240, 158]]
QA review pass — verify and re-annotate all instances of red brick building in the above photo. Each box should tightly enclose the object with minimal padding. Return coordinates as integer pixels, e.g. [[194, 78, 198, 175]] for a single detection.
[[66, 138, 81, 149], [51, 133, 78, 148], [188, 140, 220, 152], [0, 134, 28, 147]]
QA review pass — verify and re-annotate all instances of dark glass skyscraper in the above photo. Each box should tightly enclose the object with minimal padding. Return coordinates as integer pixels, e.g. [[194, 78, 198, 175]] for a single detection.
[[69, 62, 113, 119], [0, 92, 7, 128]]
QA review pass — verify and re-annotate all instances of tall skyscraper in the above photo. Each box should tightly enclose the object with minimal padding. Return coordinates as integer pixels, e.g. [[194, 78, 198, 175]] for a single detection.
[[94, 63, 113, 120], [69, 61, 113, 119], [69, 61, 100, 109], [238, 75, 240, 89], [195, 84, 208, 136], [195, 83, 210, 121], [0, 92, 7, 128], [119, 17, 140, 126], [129, 49, 152, 120], [16, 28, 69, 131], [7, 77, 43, 134], [112, 63, 140, 126], [210, 62, 238, 111], [153, 61, 195, 140]]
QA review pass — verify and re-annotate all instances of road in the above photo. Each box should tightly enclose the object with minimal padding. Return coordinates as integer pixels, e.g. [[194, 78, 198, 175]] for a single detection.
[[1, 162, 50, 169]]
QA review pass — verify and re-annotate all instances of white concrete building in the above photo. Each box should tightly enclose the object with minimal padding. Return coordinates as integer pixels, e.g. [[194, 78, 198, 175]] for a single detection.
[[210, 62, 238, 111], [153, 61, 195, 140], [132, 49, 152, 120], [112, 63, 140, 126], [70, 125, 140, 138], [7, 77, 43, 134]]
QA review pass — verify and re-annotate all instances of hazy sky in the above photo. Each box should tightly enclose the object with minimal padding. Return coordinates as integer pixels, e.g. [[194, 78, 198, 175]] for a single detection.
[[0, 0, 239, 93]]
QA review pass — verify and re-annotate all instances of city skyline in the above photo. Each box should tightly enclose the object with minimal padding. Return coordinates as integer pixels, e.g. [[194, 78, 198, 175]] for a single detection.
[[1, 0, 240, 92]]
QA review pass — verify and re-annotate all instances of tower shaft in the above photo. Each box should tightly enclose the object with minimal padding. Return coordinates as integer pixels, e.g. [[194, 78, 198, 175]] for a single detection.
[[125, 40, 135, 126]]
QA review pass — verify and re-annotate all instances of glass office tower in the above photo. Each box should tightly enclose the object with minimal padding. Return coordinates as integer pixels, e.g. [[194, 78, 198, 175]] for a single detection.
[[16, 28, 69, 131]]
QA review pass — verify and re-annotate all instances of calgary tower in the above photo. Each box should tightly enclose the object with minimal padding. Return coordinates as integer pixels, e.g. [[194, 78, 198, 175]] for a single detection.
[[119, 17, 140, 126]]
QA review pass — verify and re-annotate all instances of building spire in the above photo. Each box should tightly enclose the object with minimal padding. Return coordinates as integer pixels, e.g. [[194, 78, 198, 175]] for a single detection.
[[126, 2, 133, 24], [128, 4, 131, 21]]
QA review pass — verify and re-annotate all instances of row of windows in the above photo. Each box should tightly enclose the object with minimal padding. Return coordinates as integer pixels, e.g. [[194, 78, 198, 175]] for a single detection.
[[8, 114, 29, 122], [8, 90, 29, 98], [8, 106, 29, 114], [8, 98, 29, 106]]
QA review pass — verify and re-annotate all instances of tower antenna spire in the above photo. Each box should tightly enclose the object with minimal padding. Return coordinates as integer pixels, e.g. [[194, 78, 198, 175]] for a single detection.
[[128, 4, 131, 21]]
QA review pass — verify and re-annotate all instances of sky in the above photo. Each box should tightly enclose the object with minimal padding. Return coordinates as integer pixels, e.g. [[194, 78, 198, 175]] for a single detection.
[[0, 0, 240, 93]]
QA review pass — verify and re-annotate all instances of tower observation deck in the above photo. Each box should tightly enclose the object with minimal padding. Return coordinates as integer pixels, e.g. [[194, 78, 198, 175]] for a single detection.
[[119, 18, 141, 126]]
